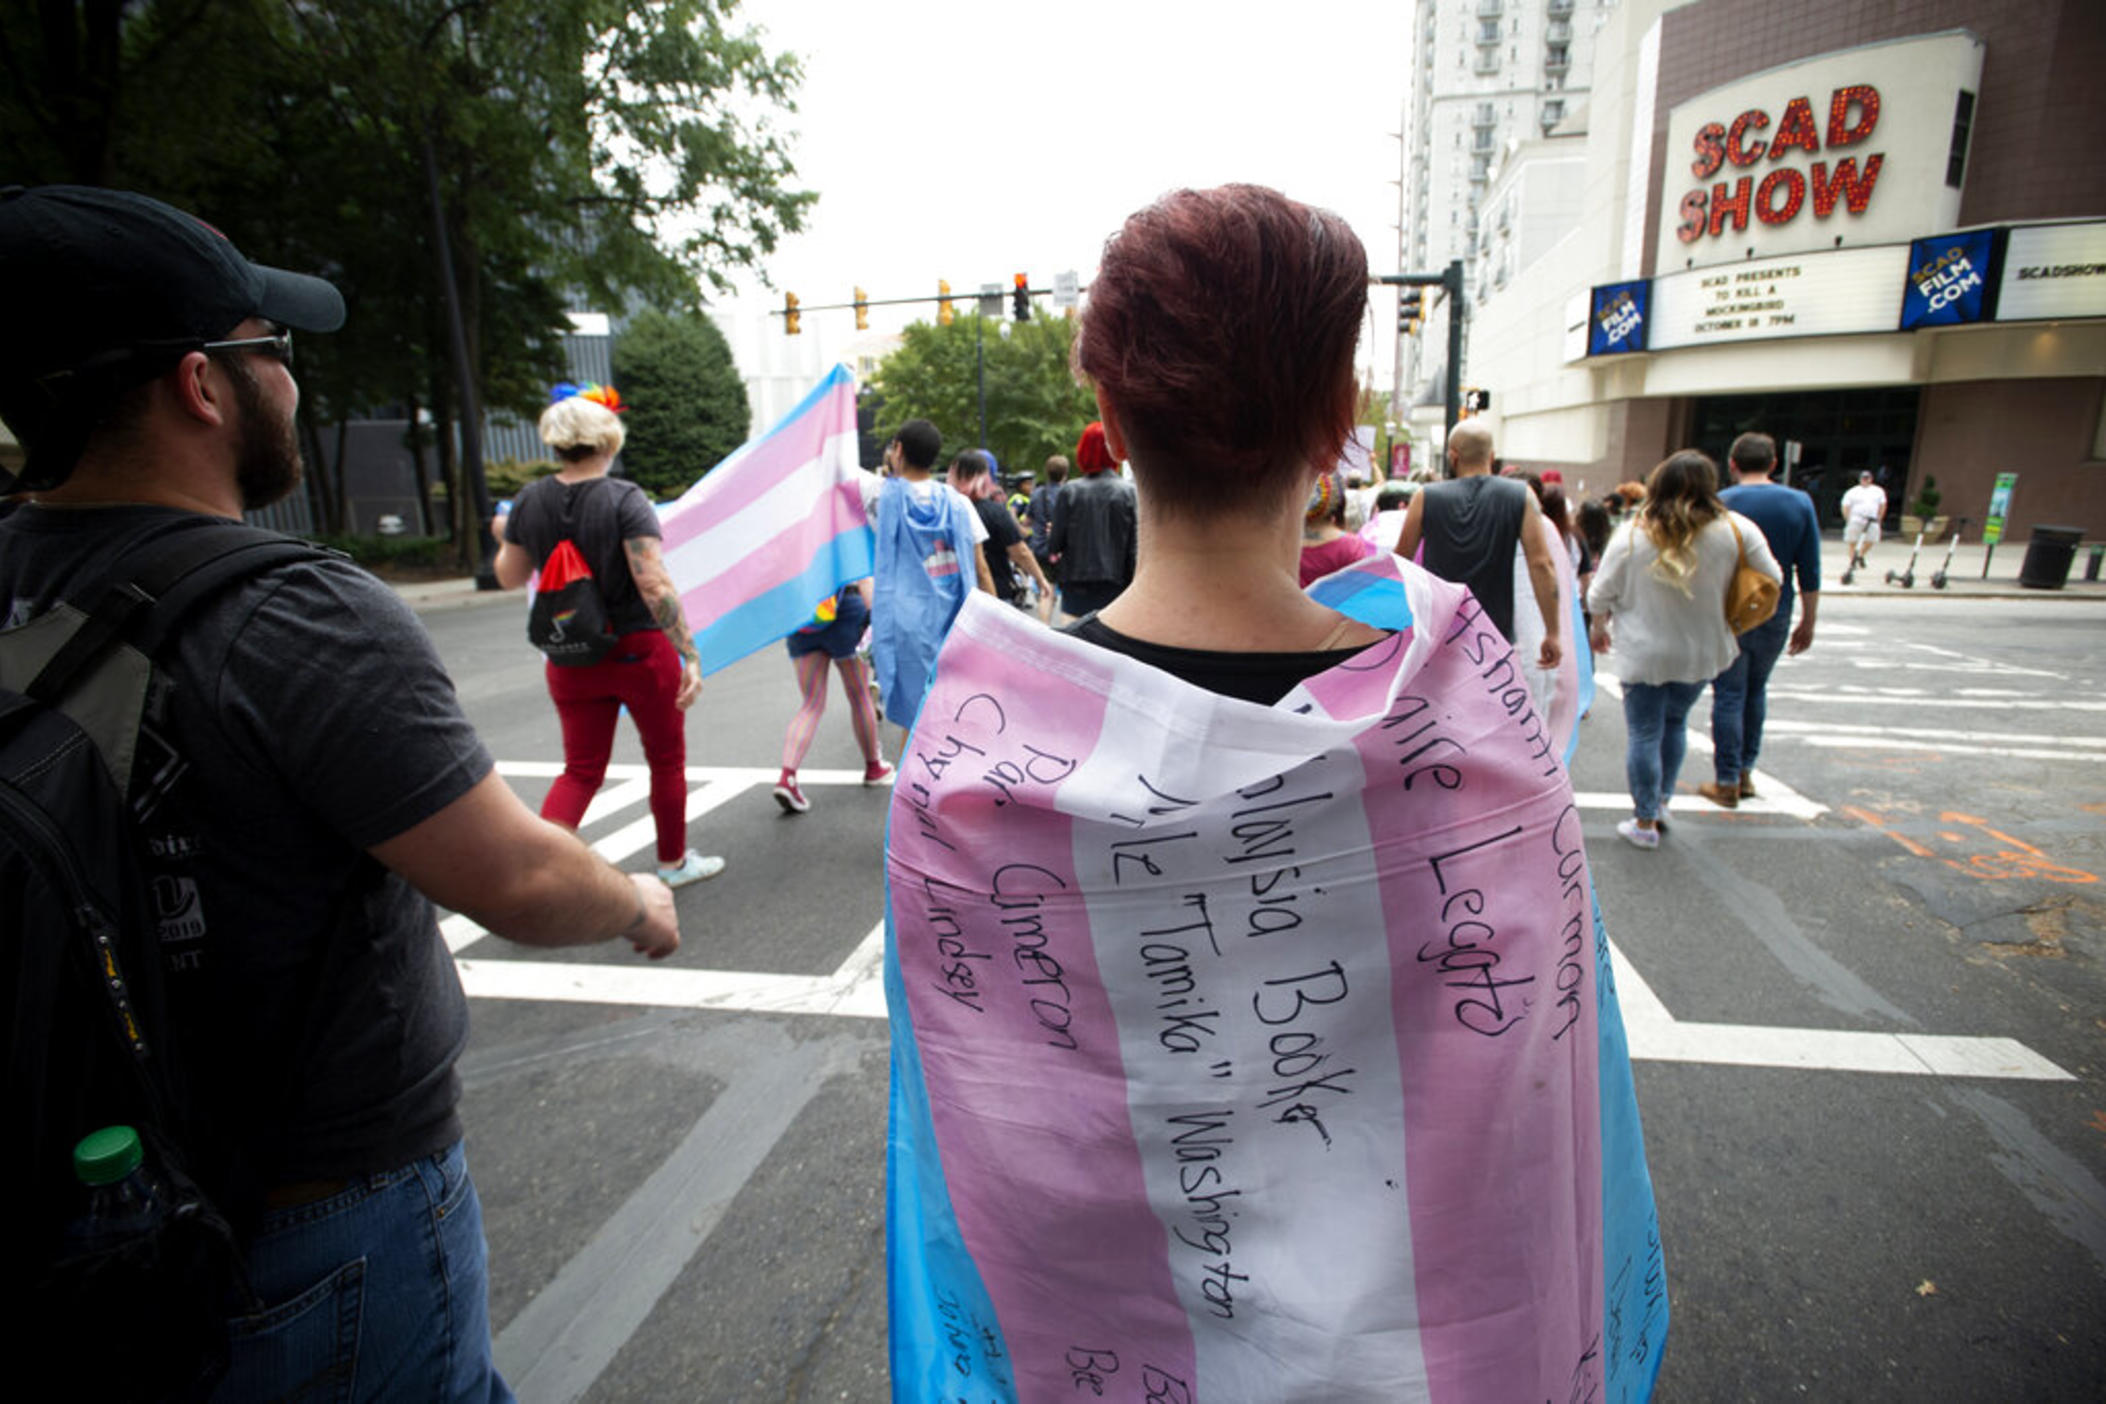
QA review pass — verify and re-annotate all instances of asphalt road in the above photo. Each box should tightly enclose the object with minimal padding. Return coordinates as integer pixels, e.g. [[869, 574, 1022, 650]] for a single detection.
[[420, 588, 2106, 1403]]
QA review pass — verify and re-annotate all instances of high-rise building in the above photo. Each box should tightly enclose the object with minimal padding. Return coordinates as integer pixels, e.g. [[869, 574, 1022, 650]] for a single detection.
[[1400, 0, 1608, 409]]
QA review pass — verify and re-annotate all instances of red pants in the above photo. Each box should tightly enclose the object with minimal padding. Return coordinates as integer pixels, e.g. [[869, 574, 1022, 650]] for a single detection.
[[542, 629, 689, 863]]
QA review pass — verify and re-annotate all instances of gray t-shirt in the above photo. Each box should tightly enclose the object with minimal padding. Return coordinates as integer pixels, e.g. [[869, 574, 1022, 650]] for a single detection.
[[0, 504, 490, 1196], [1418, 475, 1530, 643], [508, 473, 663, 636]]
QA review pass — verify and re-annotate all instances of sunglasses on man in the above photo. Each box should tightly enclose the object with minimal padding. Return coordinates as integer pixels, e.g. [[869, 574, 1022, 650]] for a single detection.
[[200, 326, 294, 370]]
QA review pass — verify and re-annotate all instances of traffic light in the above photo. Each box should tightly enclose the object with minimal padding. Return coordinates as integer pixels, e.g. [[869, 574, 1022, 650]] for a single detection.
[[784, 292, 800, 336], [938, 279, 954, 325], [1398, 287, 1423, 336], [854, 286, 869, 330], [1013, 272, 1031, 322]]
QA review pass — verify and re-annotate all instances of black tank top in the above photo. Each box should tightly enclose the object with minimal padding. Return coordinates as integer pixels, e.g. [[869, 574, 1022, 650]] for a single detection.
[[1419, 475, 1529, 643]]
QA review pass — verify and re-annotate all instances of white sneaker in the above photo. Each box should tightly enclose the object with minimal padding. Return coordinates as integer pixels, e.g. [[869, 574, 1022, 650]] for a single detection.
[[657, 850, 726, 887], [1616, 818, 1661, 851]]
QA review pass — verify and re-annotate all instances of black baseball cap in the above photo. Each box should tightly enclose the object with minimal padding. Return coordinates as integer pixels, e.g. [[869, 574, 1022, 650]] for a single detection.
[[0, 185, 345, 488]]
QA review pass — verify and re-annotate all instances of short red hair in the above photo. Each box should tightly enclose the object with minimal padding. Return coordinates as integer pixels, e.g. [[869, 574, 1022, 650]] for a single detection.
[[1076, 185, 1366, 518], [1075, 422, 1116, 475]]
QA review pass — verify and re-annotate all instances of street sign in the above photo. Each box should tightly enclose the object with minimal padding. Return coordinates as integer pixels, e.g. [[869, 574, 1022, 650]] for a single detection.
[[977, 283, 1002, 318], [1052, 270, 1080, 310], [1983, 472, 2017, 545]]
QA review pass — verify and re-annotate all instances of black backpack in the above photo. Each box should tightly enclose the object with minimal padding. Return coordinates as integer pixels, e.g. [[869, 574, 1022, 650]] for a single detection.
[[521, 477, 621, 666], [0, 520, 336, 1399]]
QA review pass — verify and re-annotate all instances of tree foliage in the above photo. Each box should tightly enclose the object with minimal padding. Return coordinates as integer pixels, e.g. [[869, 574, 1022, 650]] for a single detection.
[[611, 309, 750, 497], [871, 315, 1098, 480], [0, 0, 812, 545]]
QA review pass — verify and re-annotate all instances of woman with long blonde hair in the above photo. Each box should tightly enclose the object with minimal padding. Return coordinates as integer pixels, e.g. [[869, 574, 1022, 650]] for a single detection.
[[1587, 450, 1780, 848]]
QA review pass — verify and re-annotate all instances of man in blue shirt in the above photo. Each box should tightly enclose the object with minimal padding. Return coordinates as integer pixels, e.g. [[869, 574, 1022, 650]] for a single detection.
[[1709, 432, 1820, 804]]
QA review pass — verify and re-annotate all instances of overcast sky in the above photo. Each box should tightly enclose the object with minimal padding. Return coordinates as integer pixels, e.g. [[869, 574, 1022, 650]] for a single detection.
[[712, 0, 1414, 391]]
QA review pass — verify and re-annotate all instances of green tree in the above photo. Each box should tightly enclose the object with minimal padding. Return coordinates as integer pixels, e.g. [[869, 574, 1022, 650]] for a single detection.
[[0, 1, 814, 551], [612, 309, 751, 497], [872, 314, 1098, 478]]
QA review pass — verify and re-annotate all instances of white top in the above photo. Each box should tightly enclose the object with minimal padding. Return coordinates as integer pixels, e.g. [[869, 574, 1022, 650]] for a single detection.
[[1586, 512, 1782, 686], [1840, 483, 1886, 524], [854, 471, 989, 543]]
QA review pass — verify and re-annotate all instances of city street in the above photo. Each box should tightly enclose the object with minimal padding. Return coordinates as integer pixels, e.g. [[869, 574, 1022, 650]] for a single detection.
[[418, 582, 2106, 1402]]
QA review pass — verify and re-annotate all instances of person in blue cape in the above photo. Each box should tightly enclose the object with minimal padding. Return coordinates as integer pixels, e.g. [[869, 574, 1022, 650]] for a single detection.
[[854, 418, 993, 734]]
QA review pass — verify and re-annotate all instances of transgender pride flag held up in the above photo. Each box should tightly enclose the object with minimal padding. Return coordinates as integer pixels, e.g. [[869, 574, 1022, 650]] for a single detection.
[[660, 364, 872, 674], [883, 552, 1666, 1403]]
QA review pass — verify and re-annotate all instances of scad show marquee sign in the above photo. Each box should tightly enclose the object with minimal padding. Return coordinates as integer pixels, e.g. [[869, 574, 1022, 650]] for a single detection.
[[1649, 245, 1909, 351], [1655, 33, 1983, 274], [1995, 222, 2106, 323]]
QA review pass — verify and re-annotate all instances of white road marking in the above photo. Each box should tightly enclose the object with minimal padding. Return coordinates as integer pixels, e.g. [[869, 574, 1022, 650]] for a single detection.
[[1763, 691, 2106, 712], [450, 764, 2067, 1080]]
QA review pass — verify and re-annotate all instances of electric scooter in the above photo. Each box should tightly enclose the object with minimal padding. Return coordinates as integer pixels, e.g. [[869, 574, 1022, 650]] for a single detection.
[[1886, 529, 1927, 588], [1929, 528, 1963, 590]]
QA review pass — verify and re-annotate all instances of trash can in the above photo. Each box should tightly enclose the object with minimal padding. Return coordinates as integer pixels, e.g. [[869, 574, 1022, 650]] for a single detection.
[[2019, 525, 2085, 590]]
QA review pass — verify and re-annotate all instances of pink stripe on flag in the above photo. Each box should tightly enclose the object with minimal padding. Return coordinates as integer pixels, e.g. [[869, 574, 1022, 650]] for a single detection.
[[678, 479, 866, 632], [888, 614, 1197, 1401], [660, 408, 856, 556], [1350, 588, 1606, 1402]]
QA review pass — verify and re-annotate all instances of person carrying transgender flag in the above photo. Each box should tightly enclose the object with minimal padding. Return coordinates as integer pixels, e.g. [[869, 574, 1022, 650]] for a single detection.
[[880, 185, 1667, 1402]]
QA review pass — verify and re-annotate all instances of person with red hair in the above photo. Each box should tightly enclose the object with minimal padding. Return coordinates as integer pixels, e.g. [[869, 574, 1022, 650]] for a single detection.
[[1046, 420, 1135, 622], [882, 184, 1660, 1399]]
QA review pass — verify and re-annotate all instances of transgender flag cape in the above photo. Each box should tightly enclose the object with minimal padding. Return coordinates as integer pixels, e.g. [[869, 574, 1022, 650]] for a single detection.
[[659, 364, 872, 674], [882, 552, 1665, 1403]]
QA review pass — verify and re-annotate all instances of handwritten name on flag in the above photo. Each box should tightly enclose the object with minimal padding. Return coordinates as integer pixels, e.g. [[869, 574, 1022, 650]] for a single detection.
[[883, 554, 1664, 1403]]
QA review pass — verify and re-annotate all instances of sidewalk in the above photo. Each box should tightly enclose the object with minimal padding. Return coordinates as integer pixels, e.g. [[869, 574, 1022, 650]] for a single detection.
[[392, 575, 514, 613], [389, 531, 2106, 611], [1815, 529, 2106, 601]]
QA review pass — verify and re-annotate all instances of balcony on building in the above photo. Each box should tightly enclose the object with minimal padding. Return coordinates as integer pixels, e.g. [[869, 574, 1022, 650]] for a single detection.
[[1474, 51, 1501, 75], [1547, 0, 1573, 15], [1476, 0, 1503, 16], [1547, 20, 1572, 43], [1544, 46, 1569, 73], [1473, 102, 1497, 129]]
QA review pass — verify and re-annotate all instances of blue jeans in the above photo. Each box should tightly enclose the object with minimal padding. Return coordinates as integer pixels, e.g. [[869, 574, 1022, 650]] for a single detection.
[[1623, 679, 1706, 822], [214, 1140, 514, 1403], [1710, 617, 1788, 781]]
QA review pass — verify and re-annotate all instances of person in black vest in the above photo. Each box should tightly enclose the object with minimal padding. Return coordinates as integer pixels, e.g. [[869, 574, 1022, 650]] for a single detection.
[[1393, 418, 1562, 667], [493, 388, 724, 888]]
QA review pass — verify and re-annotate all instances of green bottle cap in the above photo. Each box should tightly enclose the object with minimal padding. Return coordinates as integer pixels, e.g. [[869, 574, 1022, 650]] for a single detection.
[[73, 1125, 144, 1187]]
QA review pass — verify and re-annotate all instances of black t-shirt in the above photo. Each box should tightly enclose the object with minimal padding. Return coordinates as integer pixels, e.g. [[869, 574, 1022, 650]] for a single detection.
[[508, 473, 663, 635], [1063, 614, 1384, 706], [1419, 475, 1529, 642], [0, 504, 491, 1192], [974, 497, 1024, 603]]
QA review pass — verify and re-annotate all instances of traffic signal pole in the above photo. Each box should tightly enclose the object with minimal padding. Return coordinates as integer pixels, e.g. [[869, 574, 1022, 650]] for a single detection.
[[1376, 259, 1466, 449]]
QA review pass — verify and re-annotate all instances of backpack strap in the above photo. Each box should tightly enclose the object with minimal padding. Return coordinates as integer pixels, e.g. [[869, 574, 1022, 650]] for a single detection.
[[27, 520, 339, 704]]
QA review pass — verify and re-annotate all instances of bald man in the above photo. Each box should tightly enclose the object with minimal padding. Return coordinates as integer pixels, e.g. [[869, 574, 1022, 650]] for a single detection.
[[1394, 420, 1562, 666]]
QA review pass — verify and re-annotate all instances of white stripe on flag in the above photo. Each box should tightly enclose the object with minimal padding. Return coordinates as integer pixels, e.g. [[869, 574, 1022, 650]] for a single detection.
[[661, 429, 861, 590]]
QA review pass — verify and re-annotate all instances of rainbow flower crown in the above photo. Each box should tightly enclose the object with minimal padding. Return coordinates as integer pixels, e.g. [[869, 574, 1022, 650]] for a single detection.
[[549, 381, 625, 412]]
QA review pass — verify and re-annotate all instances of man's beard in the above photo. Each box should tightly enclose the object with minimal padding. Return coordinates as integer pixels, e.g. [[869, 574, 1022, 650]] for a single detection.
[[224, 355, 303, 510]]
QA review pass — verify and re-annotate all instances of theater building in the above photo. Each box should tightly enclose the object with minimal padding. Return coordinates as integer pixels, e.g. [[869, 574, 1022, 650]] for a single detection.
[[1461, 0, 2105, 538]]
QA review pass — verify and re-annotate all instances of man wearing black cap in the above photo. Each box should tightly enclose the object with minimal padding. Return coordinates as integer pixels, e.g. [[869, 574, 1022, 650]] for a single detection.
[[0, 186, 683, 1396]]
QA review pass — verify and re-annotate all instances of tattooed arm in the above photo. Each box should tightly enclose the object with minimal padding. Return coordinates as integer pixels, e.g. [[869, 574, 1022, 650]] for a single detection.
[[625, 534, 704, 709]]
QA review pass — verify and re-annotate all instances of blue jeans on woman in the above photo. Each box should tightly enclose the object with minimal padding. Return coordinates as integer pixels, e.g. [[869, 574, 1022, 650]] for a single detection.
[[1710, 614, 1788, 783], [215, 1139, 514, 1402], [1622, 679, 1707, 822]]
